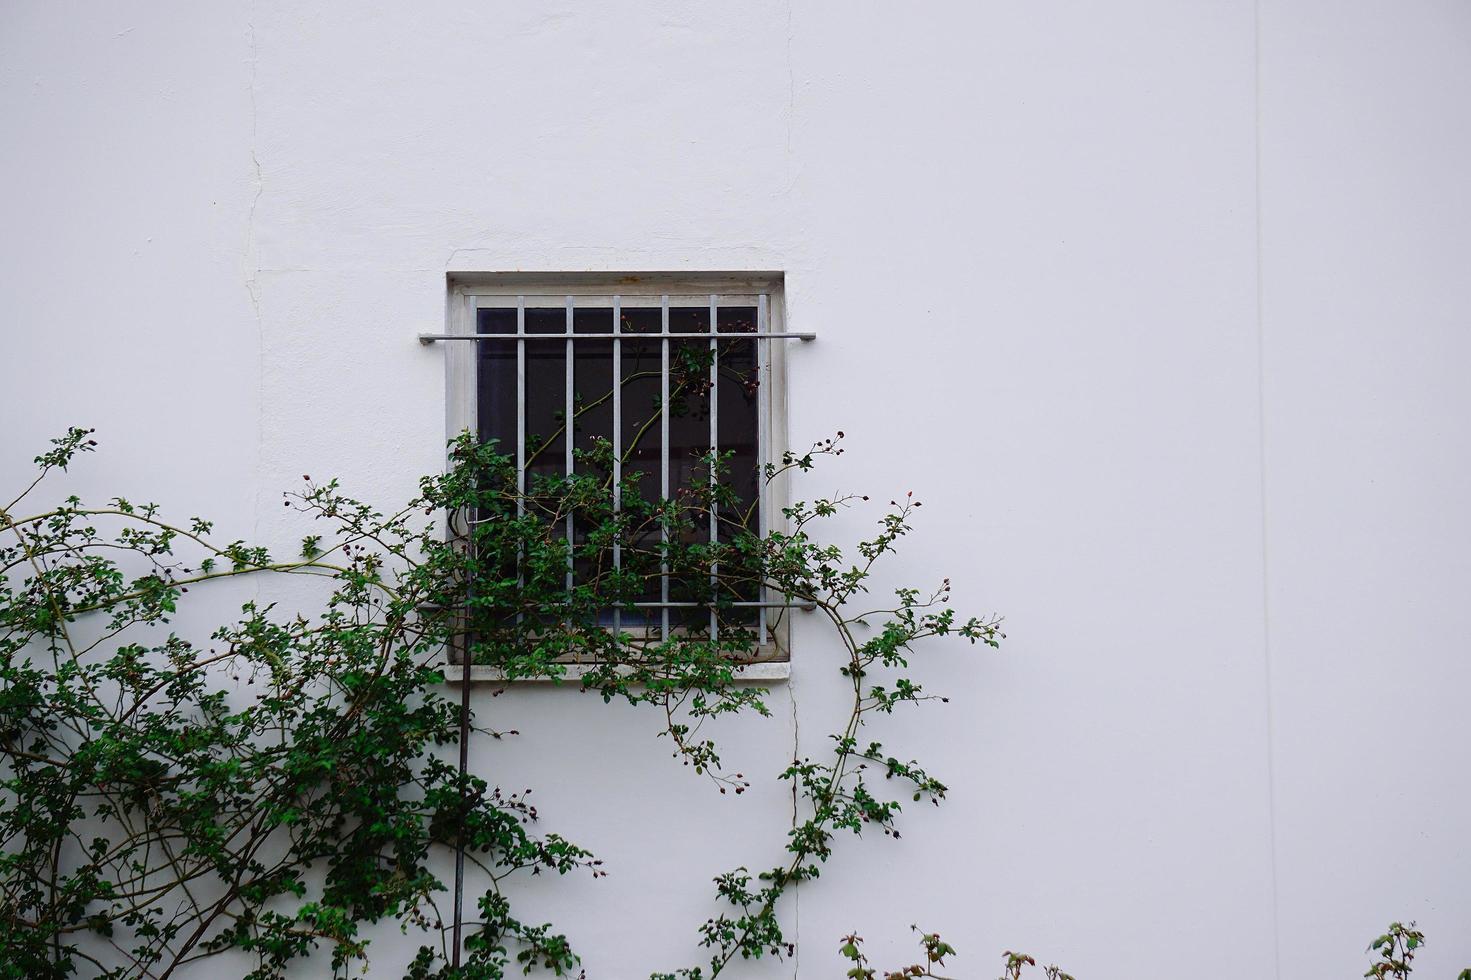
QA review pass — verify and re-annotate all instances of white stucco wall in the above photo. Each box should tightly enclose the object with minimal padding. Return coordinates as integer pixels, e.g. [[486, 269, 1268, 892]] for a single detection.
[[3, 2, 1469, 977]]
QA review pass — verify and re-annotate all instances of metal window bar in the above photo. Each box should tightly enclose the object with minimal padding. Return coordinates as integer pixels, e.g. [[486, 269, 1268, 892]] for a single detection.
[[421, 330, 814, 343], [431, 599, 810, 610], [564, 297, 574, 601], [708, 295, 719, 642], [660, 295, 670, 641], [756, 292, 769, 647], [516, 297, 526, 629], [461, 292, 776, 297], [516, 298, 526, 501], [446, 294, 817, 640], [611, 296, 621, 637]]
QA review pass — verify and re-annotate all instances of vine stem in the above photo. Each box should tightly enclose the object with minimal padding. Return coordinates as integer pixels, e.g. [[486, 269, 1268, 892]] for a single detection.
[[701, 595, 865, 977]]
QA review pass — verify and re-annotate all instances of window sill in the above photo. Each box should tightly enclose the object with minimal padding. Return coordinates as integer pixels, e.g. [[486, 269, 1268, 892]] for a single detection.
[[441, 660, 791, 684]]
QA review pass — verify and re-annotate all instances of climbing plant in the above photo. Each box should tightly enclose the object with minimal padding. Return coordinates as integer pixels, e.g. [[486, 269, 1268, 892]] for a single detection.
[[0, 426, 1000, 979]]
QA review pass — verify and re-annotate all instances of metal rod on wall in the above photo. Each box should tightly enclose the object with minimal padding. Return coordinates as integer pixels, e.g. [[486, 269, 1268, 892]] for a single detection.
[[420, 331, 815, 343]]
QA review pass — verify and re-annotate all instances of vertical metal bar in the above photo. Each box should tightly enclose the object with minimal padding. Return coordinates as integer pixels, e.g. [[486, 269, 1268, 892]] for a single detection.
[[611, 296, 621, 636], [565, 296, 574, 596], [709, 295, 719, 642], [515, 297, 525, 627], [756, 293, 769, 647], [516, 298, 526, 505], [660, 295, 670, 640]]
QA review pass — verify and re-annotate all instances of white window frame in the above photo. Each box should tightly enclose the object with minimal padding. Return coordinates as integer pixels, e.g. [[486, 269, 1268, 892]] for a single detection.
[[442, 273, 795, 681]]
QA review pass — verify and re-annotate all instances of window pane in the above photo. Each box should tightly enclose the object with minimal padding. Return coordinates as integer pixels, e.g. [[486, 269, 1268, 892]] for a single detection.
[[470, 308, 520, 657], [571, 308, 614, 591], [666, 306, 712, 629], [475, 308, 517, 457], [620, 308, 665, 618], [523, 308, 565, 490], [666, 306, 711, 502], [571, 307, 614, 457], [717, 306, 760, 620]]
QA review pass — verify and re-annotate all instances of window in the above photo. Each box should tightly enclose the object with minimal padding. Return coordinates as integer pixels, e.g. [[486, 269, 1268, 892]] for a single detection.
[[441, 275, 798, 663]]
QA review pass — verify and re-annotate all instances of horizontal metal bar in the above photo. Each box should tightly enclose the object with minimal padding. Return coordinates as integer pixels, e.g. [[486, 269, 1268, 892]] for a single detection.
[[444, 660, 792, 684], [629, 600, 813, 610], [419, 599, 816, 611], [421, 331, 815, 343], [461, 292, 775, 298]]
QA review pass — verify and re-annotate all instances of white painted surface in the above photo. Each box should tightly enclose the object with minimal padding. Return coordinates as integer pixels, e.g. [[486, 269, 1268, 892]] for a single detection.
[[2, 2, 1468, 977]]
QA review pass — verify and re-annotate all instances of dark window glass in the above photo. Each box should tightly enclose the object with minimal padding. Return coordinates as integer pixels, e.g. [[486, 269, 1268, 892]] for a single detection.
[[717, 307, 760, 622], [474, 303, 762, 633], [619, 308, 665, 619]]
